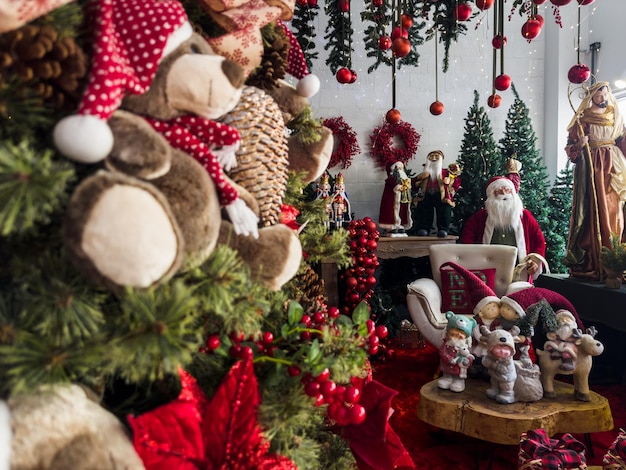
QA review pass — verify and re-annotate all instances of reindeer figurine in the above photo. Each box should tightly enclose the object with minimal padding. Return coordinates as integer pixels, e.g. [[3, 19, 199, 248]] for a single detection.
[[536, 326, 604, 402]]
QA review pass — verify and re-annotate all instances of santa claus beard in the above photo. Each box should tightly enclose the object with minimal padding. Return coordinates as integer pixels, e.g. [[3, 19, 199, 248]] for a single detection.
[[424, 157, 443, 182], [485, 192, 524, 229]]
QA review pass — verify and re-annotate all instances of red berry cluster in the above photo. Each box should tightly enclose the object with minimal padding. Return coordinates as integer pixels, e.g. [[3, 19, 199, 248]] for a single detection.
[[340, 217, 380, 315]]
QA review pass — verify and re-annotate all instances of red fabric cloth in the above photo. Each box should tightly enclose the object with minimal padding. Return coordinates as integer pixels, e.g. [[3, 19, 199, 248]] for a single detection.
[[518, 429, 587, 469], [460, 208, 547, 259]]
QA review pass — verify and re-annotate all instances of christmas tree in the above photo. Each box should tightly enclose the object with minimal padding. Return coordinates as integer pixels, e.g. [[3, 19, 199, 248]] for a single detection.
[[545, 162, 575, 273], [451, 90, 503, 235], [0, 2, 390, 467], [498, 84, 552, 259]]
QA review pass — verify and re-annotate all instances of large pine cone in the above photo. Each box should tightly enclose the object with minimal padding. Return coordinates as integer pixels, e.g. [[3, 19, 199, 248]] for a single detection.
[[220, 86, 290, 227]]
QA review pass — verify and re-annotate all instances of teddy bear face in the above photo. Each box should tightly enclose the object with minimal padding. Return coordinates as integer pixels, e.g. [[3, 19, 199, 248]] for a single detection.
[[121, 33, 245, 121]]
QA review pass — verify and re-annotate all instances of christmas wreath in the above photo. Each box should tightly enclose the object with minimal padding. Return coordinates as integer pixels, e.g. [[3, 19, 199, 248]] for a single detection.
[[323, 116, 360, 169], [369, 120, 420, 168]]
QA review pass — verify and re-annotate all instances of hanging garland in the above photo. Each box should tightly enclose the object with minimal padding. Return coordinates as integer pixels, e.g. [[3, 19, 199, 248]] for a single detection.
[[323, 116, 360, 169], [369, 120, 420, 168], [292, 0, 320, 71]]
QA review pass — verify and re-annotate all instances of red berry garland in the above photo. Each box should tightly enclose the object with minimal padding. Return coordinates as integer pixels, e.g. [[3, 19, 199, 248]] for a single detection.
[[369, 120, 420, 168], [340, 217, 380, 316], [323, 116, 360, 169]]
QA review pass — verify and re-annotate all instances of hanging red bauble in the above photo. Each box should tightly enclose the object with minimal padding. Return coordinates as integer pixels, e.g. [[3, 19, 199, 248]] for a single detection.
[[533, 0, 547, 3], [401, 13, 414, 30], [577, 0, 594, 4], [535, 14, 544, 26], [378, 35, 392, 50], [475, 0, 494, 10], [296, 0, 308, 6], [336, 67, 352, 84], [568, 63, 591, 84], [494, 74, 512, 91], [429, 101, 444, 115], [349, 70, 357, 83], [391, 37, 411, 58], [372, 0, 383, 6], [522, 18, 542, 40], [487, 94, 502, 108], [492, 34, 507, 49], [391, 26, 408, 40], [385, 108, 402, 124], [454, 3, 472, 21], [308, 0, 318, 6], [338, 0, 350, 12], [550, 0, 571, 5]]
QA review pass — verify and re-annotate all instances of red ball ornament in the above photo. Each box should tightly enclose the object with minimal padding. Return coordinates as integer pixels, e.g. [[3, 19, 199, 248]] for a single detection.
[[345, 276, 358, 289], [491, 34, 506, 49], [577, 0, 594, 4], [338, 0, 350, 11], [521, 18, 542, 40], [336, 67, 352, 84], [391, 37, 411, 58], [429, 101, 444, 115], [475, 0, 494, 10], [487, 93, 502, 108], [535, 14, 544, 26], [349, 70, 357, 83], [550, 0, 571, 5], [401, 13, 414, 30], [454, 2, 472, 21], [568, 63, 591, 84], [372, 0, 383, 6], [494, 74, 511, 91], [533, 0, 547, 3], [296, 0, 308, 6], [391, 26, 408, 40], [308, 0, 318, 6], [378, 35, 392, 50], [385, 108, 401, 124]]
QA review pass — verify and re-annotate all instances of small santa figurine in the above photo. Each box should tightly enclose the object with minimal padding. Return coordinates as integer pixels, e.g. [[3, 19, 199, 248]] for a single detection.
[[378, 161, 413, 237], [413, 150, 462, 238]]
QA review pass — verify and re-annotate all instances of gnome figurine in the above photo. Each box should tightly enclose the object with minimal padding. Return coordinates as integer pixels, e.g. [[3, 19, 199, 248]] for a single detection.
[[440, 262, 501, 380]]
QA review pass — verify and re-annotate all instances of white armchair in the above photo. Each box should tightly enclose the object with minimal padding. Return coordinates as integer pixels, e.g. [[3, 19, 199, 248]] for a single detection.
[[406, 244, 532, 348]]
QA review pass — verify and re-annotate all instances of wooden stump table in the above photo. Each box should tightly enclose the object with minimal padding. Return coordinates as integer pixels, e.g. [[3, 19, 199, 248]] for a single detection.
[[418, 378, 614, 445]]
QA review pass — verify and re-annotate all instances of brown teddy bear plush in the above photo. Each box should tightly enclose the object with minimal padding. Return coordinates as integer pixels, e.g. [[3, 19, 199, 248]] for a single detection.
[[3, 385, 144, 470], [54, 0, 302, 291]]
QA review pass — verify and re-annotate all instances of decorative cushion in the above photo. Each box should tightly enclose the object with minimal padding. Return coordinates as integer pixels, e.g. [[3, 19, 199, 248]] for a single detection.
[[440, 267, 496, 314]]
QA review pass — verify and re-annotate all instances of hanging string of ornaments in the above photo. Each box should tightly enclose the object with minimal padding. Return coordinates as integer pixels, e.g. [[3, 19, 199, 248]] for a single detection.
[[323, 117, 361, 169], [325, 0, 357, 83]]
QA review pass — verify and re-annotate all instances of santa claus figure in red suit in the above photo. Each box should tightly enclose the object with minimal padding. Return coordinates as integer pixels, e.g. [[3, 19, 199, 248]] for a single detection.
[[460, 160, 546, 281]]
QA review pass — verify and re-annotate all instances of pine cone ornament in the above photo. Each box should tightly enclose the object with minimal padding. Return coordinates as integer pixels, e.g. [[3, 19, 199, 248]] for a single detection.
[[245, 27, 289, 92], [220, 86, 290, 227], [295, 264, 325, 303], [0, 23, 87, 110]]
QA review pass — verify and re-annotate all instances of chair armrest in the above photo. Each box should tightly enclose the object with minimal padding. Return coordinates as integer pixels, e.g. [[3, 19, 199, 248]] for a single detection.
[[406, 278, 446, 347]]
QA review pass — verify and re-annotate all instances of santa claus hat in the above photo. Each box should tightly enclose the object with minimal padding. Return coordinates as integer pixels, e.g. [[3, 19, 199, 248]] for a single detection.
[[440, 262, 499, 316], [53, 0, 193, 163], [486, 175, 516, 198], [276, 20, 320, 98]]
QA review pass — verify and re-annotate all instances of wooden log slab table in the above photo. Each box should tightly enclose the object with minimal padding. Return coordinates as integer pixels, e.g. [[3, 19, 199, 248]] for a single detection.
[[418, 378, 614, 446]]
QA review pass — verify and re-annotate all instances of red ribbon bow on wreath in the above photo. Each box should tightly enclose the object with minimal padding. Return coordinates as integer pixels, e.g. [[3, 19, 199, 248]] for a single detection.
[[519, 429, 587, 470]]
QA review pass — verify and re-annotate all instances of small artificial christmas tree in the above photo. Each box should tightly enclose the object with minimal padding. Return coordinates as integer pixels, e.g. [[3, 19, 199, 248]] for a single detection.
[[451, 90, 504, 235], [545, 161, 574, 273], [498, 84, 552, 259]]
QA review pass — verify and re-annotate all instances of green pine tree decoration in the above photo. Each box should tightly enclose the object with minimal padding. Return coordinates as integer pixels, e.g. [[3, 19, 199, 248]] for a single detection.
[[451, 90, 503, 235], [361, 0, 425, 73], [0, 4, 374, 468], [324, 0, 354, 74], [291, 2, 320, 71], [545, 161, 574, 273], [498, 84, 552, 257], [420, 0, 475, 72]]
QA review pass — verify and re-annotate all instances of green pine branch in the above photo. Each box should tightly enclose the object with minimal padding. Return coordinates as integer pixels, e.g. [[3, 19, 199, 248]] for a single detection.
[[0, 139, 75, 236], [292, 4, 320, 71], [324, 0, 354, 73]]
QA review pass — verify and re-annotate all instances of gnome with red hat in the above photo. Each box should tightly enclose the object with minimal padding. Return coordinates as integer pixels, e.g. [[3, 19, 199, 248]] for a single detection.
[[460, 158, 546, 280]]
